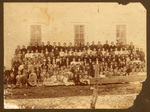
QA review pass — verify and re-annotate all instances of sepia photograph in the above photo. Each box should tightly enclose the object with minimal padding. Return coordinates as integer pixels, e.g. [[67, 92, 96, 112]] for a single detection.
[[4, 2, 147, 109]]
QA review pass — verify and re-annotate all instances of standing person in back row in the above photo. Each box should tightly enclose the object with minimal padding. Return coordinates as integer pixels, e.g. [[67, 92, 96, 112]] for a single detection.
[[97, 41, 103, 51], [21, 45, 27, 54], [46, 41, 52, 52], [40, 42, 46, 53], [103, 41, 110, 51], [128, 42, 135, 51], [33, 42, 39, 52], [57, 42, 62, 51], [138, 48, 145, 62], [90, 41, 96, 50], [15, 45, 21, 55], [109, 42, 116, 51], [27, 42, 33, 53]]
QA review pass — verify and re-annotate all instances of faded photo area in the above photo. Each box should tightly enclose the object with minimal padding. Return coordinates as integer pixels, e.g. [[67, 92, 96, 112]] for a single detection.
[[4, 2, 146, 109]]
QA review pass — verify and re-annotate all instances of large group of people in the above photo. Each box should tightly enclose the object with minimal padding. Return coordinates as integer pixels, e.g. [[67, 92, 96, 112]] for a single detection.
[[4, 40, 146, 88]]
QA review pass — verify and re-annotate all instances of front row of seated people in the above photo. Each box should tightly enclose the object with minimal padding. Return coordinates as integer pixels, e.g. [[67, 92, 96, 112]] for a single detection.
[[7, 64, 92, 88], [6, 58, 146, 88]]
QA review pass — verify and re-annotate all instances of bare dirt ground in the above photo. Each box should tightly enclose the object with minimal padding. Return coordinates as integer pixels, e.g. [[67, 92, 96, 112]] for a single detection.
[[4, 83, 142, 109]]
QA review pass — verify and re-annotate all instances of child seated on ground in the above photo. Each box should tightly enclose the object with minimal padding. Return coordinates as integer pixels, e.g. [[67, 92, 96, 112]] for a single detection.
[[121, 67, 127, 76], [83, 70, 91, 84], [43, 69, 60, 86], [73, 70, 80, 85], [78, 70, 88, 85], [28, 69, 37, 87], [113, 68, 119, 76], [56, 67, 65, 85], [63, 69, 75, 86], [21, 69, 28, 87], [99, 71, 105, 78], [16, 71, 23, 87], [8, 72, 16, 88], [129, 69, 137, 76], [103, 67, 108, 77], [40, 68, 49, 84], [108, 67, 114, 77]]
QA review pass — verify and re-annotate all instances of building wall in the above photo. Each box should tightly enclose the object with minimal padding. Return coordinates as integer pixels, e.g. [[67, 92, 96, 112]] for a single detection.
[[4, 3, 146, 69]]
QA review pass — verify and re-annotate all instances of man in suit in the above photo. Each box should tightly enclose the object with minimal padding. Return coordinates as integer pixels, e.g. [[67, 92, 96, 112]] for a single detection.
[[39, 42, 46, 53], [86, 42, 90, 50], [68, 42, 74, 51], [109, 42, 116, 51], [90, 41, 96, 50], [103, 41, 110, 51], [15, 45, 21, 55], [79, 42, 85, 51], [63, 43, 67, 51], [128, 42, 135, 51], [27, 42, 33, 53], [21, 45, 27, 54], [97, 41, 103, 51], [52, 42, 57, 51], [33, 42, 39, 52], [57, 42, 62, 51], [74, 43, 79, 52], [46, 41, 52, 52]]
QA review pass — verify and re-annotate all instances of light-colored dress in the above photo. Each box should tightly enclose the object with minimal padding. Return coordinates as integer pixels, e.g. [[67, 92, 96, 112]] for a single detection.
[[28, 73, 37, 86]]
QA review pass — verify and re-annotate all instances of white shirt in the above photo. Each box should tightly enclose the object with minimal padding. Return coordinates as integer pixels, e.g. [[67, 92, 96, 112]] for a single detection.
[[77, 52, 83, 56], [25, 53, 31, 58], [59, 51, 64, 57]]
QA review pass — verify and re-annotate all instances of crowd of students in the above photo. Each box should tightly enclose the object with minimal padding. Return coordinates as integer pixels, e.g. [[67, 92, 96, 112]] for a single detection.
[[4, 41, 146, 88]]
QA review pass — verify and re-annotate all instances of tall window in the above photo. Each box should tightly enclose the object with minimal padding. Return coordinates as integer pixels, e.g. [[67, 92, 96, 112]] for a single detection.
[[30, 25, 42, 45], [74, 25, 84, 45], [116, 24, 126, 44]]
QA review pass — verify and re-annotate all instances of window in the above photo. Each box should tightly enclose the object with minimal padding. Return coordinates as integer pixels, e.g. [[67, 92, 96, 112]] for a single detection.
[[74, 25, 84, 45], [30, 25, 42, 45], [116, 24, 126, 44]]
